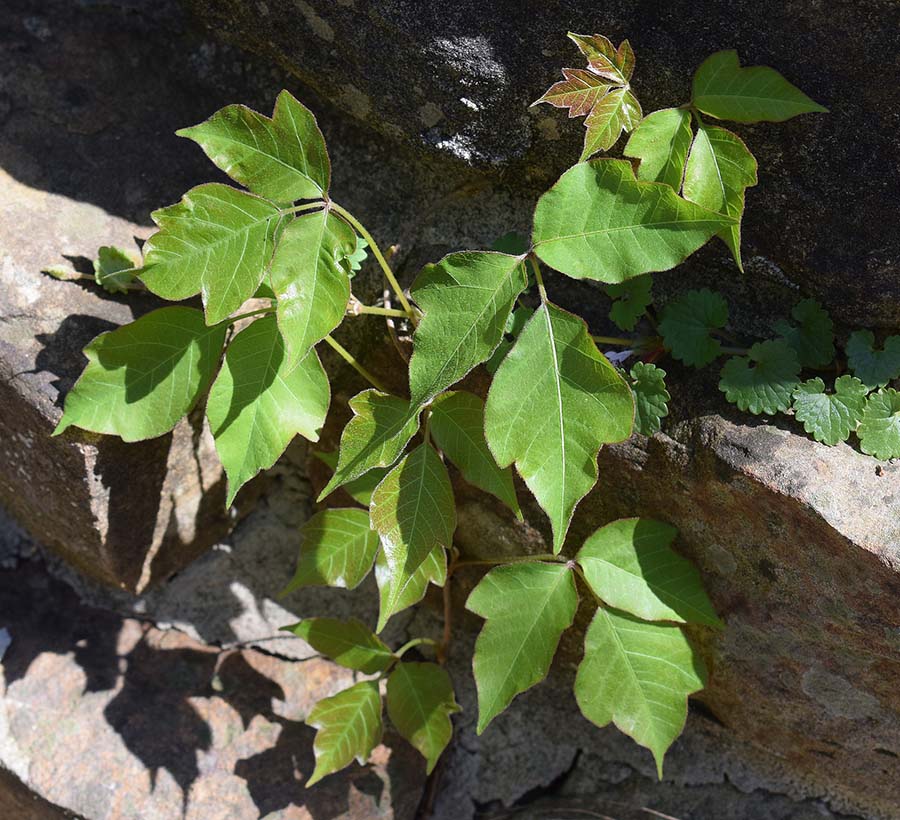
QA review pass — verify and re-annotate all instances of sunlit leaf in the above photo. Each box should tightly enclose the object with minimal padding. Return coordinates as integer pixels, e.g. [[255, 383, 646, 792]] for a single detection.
[[139, 184, 282, 325], [318, 391, 421, 500], [430, 391, 521, 519], [774, 299, 835, 369], [623, 108, 693, 190], [692, 50, 827, 123], [485, 306, 533, 375], [282, 508, 379, 593], [94, 245, 139, 294], [408, 252, 527, 406], [576, 518, 721, 626], [375, 543, 447, 633], [54, 307, 226, 441], [719, 340, 801, 415], [533, 67, 614, 118], [269, 208, 356, 366], [532, 160, 734, 283], [630, 362, 669, 436], [285, 618, 394, 674], [575, 608, 705, 777], [314, 451, 388, 507], [658, 289, 728, 367], [858, 389, 900, 460], [485, 302, 633, 552], [581, 87, 642, 159], [792, 376, 867, 446], [845, 330, 900, 389], [305, 680, 382, 787], [370, 444, 456, 631], [177, 89, 330, 201], [567, 33, 634, 84], [206, 316, 329, 505], [467, 562, 577, 733], [387, 662, 460, 773], [682, 124, 757, 268]]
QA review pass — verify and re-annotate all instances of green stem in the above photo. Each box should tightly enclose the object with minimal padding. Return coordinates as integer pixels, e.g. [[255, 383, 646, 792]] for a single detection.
[[593, 334, 637, 347], [227, 306, 275, 324], [395, 637, 439, 658], [529, 255, 548, 303], [353, 304, 409, 318], [323, 334, 389, 393], [454, 553, 565, 569], [278, 200, 326, 216], [330, 202, 415, 319]]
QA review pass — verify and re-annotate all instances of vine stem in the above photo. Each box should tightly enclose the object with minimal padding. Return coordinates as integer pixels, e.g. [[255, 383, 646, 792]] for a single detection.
[[227, 306, 275, 324], [395, 637, 439, 658], [529, 255, 548, 303], [278, 200, 326, 216], [352, 304, 408, 318], [322, 334, 389, 392], [330, 202, 415, 319]]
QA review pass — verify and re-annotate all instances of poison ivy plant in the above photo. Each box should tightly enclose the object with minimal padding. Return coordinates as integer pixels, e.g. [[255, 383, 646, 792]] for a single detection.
[[51, 35, 840, 787]]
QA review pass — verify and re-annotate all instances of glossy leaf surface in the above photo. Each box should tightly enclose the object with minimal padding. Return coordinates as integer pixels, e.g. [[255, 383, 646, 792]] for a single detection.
[[430, 391, 521, 519], [581, 87, 642, 159], [177, 90, 330, 201], [575, 608, 704, 777], [207, 316, 329, 505], [283, 508, 379, 593], [485, 302, 633, 552], [306, 681, 382, 787], [532, 160, 733, 283], [374, 543, 447, 632], [54, 307, 226, 441], [140, 184, 282, 325], [285, 618, 394, 674], [386, 663, 460, 773], [467, 562, 577, 733]]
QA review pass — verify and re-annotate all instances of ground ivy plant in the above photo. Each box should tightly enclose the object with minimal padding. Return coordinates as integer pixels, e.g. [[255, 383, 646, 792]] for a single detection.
[[50, 34, 832, 783]]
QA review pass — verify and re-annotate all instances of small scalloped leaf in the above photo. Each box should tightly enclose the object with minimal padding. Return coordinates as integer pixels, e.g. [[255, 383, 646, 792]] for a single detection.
[[605, 275, 652, 332], [845, 330, 900, 389], [774, 299, 835, 368], [858, 389, 900, 460], [630, 362, 670, 436], [719, 340, 801, 415], [792, 376, 867, 446], [658, 289, 728, 367]]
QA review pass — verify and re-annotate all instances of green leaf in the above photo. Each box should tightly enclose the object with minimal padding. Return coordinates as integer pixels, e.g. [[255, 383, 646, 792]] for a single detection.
[[467, 562, 577, 733], [430, 391, 521, 519], [575, 608, 705, 777], [630, 362, 670, 436], [43, 264, 81, 282], [858, 389, 900, 460], [94, 245, 139, 294], [370, 444, 456, 631], [576, 518, 721, 627], [623, 108, 693, 190], [341, 236, 369, 275], [719, 340, 801, 415], [318, 391, 421, 500], [605, 275, 652, 332], [177, 90, 329, 202], [54, 307, 226, 441], [532, 160, 734, 284], [485, 302, 633, 552], [692, 50, 827, 123], [567, 33, 634, 84], [533, 67, 615, 118], [581, 87, 642, 159], [485, 306, 533, 375], [305, 680, 382, 787], [386, 662, 460, 773], [658, 289, 728, 367], [774, 299, 835, 368], [682, 124, 758, 268], [792, 376, 868, 446], [269, 208, 357, 367], [206, 316, 329, 505], [845, 330, 900, 389], [282, 508, 379, 593], [139, 184, 282, 325], [408, 252, 528, 406], [375, 543, 447, 633], [284, 618, 394, 674], [313, 451, 388, 507]]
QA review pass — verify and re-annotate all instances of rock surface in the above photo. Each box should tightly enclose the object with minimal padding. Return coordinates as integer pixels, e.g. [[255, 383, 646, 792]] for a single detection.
[[185, 0, 900, 329]]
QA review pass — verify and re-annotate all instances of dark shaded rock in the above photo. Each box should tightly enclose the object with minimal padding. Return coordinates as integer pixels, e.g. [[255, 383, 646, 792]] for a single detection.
[[185, 0, 900, 329]]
